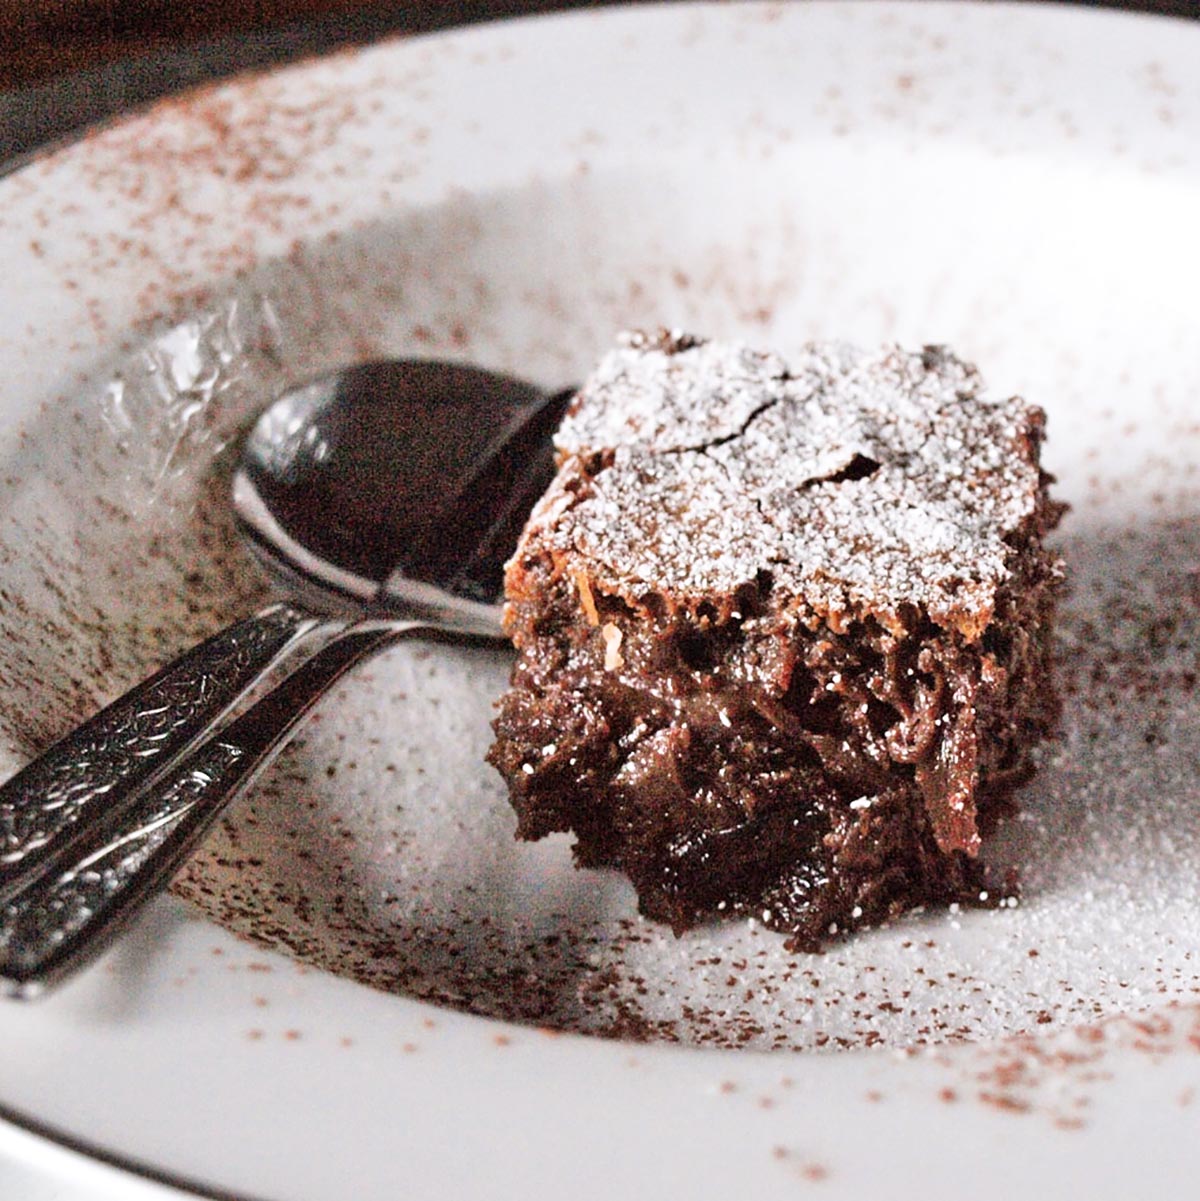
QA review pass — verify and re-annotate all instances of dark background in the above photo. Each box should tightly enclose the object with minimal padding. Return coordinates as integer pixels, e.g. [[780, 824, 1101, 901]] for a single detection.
[[2, 0, 1198, 162]]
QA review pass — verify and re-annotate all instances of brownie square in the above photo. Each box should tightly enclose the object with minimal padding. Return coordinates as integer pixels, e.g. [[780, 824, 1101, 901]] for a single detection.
[[488, 330, 1063, 950]]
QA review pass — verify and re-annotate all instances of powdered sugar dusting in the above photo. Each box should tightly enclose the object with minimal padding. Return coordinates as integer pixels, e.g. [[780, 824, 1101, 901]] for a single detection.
[[566, 447, 770, 596], [555, 329, 789, 457], [545, 335, 1049, 633]]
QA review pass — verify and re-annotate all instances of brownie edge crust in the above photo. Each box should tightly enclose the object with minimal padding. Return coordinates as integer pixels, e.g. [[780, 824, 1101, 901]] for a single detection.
[[488, 331, 1063, 950]]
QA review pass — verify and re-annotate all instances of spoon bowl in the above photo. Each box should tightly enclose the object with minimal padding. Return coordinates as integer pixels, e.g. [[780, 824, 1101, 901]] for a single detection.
[[233, 360, 568, 634]]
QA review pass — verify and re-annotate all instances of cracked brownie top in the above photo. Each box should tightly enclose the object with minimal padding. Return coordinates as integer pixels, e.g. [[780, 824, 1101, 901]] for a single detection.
[[520, 329, 1050, 639]]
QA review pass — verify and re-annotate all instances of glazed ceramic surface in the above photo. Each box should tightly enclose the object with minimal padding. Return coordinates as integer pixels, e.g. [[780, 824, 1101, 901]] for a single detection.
[[0, 4, 1198, 1198]]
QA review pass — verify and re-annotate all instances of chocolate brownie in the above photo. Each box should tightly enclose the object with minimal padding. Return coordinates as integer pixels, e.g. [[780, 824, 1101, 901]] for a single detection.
[[488, 331, 1063, 950]]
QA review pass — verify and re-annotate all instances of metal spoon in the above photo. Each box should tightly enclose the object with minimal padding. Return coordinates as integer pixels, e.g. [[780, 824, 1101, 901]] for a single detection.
[[0, 360, 569, 996]]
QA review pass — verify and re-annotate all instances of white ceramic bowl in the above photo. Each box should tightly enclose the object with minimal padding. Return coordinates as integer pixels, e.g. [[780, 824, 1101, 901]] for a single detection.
[[0, 4, 1198, 1197]]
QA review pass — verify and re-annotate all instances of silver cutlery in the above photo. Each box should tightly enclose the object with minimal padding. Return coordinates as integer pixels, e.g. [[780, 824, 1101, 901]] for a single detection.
[[0, 359, 569, 996]]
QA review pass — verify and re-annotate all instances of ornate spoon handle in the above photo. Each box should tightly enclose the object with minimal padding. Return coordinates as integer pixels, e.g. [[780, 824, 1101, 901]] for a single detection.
[[0, 621, 417, 998], [0, 604, 329, 903]]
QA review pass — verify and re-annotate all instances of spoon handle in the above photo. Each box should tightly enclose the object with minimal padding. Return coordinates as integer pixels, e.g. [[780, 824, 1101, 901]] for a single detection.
[[0, 621, 420, 998], [0, 604, 328, 904]]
